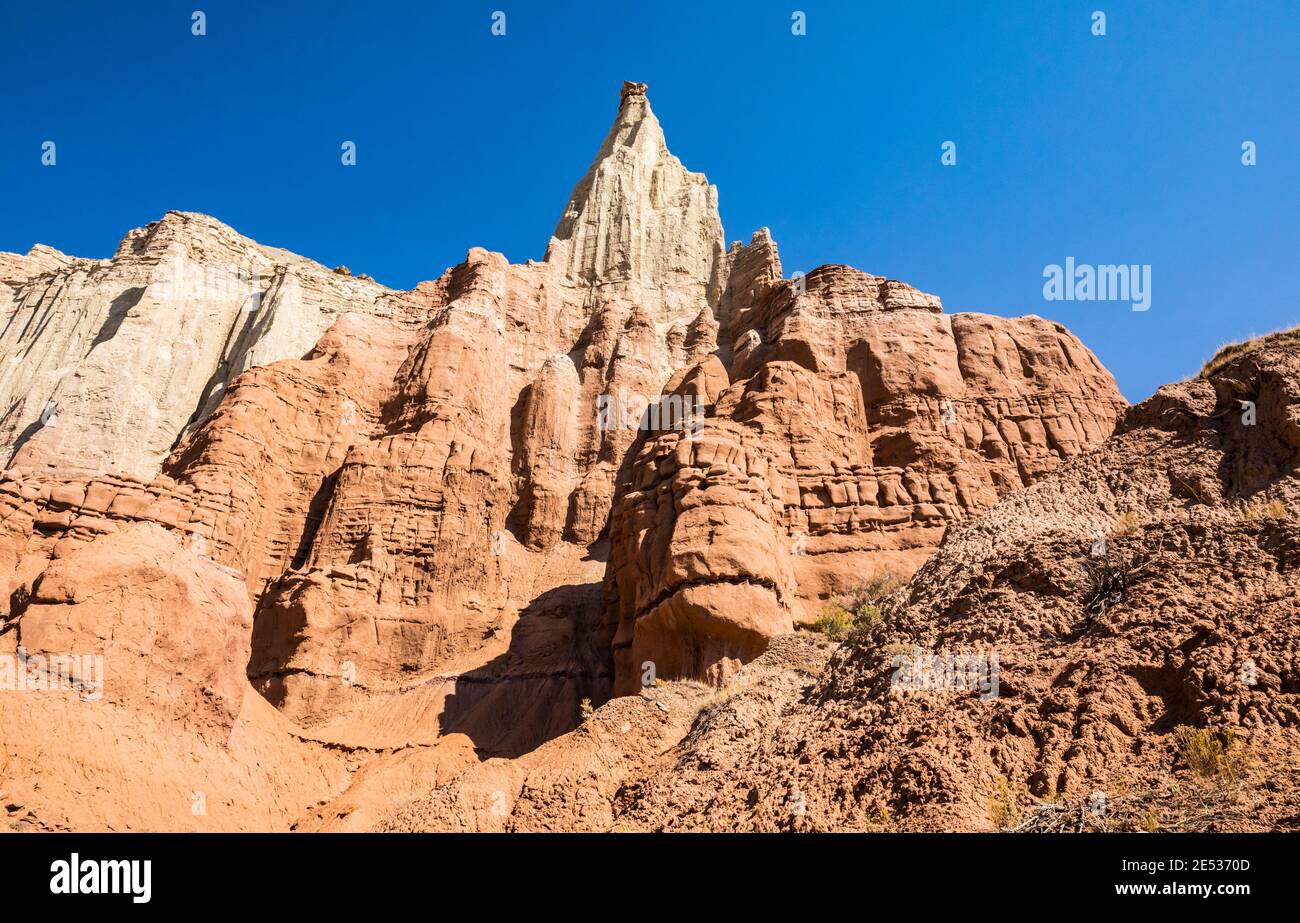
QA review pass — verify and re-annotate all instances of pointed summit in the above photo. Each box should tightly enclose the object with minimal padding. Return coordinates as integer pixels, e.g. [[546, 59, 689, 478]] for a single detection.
[[545, 81, 726, 323]]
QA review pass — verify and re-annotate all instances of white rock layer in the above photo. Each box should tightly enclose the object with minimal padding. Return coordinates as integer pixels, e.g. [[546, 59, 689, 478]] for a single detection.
[[545, 81, 727, 330], [0, 212, 391, 478]]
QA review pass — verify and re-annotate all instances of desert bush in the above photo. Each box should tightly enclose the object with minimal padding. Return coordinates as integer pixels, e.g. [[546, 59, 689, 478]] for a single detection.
[[811, 603, 855, 638], [579, 697, 595, 721], [1175, 725, 1248, 784], [1009, 779, 1251, 833], [812, 597, 887, 638], [864, 803, 893, 830], [987, 777, 1031, 830], [851, 568, 906, 606], [840, 567, 907, 641], [853, 602, 883, 630], [1080, 538, 1162, 628]]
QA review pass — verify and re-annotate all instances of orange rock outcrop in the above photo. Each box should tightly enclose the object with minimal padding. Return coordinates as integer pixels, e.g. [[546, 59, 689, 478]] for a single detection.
[[0, 83, 1126, 831]]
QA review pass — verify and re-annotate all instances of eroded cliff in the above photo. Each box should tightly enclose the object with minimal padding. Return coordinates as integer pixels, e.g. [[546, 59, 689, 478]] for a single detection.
[[0, 82, 1130, 831]]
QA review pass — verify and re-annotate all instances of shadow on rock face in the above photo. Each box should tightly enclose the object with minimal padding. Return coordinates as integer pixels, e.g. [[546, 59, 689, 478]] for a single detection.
[[437, 580, 613, 758]]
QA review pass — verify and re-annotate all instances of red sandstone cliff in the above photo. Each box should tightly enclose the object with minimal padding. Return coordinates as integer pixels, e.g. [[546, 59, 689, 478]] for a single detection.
[[0, 83, 1136, 832]]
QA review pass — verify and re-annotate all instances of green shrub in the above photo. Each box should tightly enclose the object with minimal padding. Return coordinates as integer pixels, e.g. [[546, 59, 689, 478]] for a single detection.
[[854, 602, 883, 630], [812, 603, 855, 638]]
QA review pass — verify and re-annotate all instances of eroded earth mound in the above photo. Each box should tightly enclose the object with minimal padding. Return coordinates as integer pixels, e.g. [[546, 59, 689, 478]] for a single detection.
[[385, 331, 1300, 833]]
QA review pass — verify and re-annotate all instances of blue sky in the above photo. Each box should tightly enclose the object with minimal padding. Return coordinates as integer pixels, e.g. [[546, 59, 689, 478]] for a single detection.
[[2, 0, 1296, 401]]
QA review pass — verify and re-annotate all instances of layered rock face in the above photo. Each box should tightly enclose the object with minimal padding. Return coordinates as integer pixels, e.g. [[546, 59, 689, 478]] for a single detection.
[[385, 335, 1300, 834], [0, 212, 392, 478], [0, 519, 352, 831], [2, 84, 731, 769], [546, 81, 726, 331], [0, 82, 1129, 831], [603, 334, 1300, 832], [242, 84, 731, 736], [603, 229, 1125, 693]]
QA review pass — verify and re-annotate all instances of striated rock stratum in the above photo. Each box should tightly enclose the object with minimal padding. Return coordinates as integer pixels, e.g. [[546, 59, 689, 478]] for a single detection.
[[1, 212, 394, 479], [6, 81, 1246, 834]]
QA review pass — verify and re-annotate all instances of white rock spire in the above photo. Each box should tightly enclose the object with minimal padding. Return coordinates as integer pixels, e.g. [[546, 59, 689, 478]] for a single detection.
[[545, 81, 727, 324]]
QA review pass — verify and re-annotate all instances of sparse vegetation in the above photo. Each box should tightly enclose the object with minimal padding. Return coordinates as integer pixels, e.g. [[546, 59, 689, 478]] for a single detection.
[[811, 602, 855, 637], [579, 697, 595, 721], [1005, 729, 1250, 831], [1008, 777, 1253, 833], [988, 777, 1031, 830], [1110, 511, 1144, 536], [1236, 498, 1290, 522], [864, 803, 893, 830], [852, 568, 906, 606], [811, 568, 904, 639], [1080, 538, 1162, 629], [811, 600, 885, 637], [853, 602, 883, 631], [1175, 725, 1249, 784], [1200, 325, 1300, 378], [690, 678, 758, 729]]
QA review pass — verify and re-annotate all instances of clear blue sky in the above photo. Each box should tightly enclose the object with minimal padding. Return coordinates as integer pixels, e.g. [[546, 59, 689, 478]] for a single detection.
[[2, 1, 1296, 401]]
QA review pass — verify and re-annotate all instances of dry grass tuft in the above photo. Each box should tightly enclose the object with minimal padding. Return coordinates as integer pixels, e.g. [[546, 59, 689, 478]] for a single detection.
[[988, 777, 1031, 830], [851, 568, 907, 605], [1175, 725, 1249, 784], [1200, 325, 1300, 378], [1235, 498, 1291, 523], [1110, 511, 1144, 536]]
